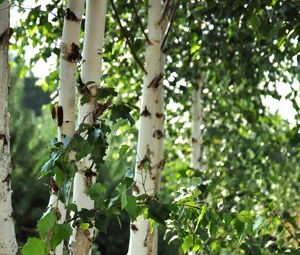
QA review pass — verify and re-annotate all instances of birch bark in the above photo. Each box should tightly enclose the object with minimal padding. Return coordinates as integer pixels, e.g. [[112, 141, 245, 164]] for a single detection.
[[69, 1, 107, 254], [128, 1, 164, 254], [47, 1, 85, 254], [0, 1, 18, 254], [191, 79, 202, 171], [189, 79, 202, 255]]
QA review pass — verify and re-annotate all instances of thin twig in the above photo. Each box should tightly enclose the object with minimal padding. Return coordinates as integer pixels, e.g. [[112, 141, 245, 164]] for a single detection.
[[159, 0, 172, 25], [130, 0, 151, 45], [110, 0, 147, 74], [279, 216, 300, 246], [161, 0, 180, 52]]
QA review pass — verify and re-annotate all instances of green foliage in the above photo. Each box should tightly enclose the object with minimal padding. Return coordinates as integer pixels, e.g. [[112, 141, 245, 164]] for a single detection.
[[11, 0, 300, 254], [21, 238, 46, 255]]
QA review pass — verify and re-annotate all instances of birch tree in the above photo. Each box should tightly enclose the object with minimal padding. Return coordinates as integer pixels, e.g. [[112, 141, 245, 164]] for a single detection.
[[0, 1, 18, 254], [191, 79, 202, 172], [128, 1, 164, 254], [47, 1, 85, 254], [69, 1, 107, 254]]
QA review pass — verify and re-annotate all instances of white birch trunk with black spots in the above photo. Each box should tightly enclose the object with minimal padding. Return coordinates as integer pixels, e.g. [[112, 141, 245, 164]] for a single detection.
[[128, 1, 164, 254], [0, 1, 18, 254], [47, 1, 85, 254], [69, 1, 107, 254]]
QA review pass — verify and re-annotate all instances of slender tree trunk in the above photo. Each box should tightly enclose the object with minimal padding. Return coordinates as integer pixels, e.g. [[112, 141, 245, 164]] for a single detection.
[[191, 79, 202, 171], [47, 1, 85, 254], [128, 1, 164, 254], [69, 1, 107, 254], [0, 1, 18, 254], [189, 79, 202, 255]]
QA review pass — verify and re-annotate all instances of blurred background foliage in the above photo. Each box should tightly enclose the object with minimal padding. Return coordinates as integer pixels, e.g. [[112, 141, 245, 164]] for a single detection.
[[8, 0, 300, 254]]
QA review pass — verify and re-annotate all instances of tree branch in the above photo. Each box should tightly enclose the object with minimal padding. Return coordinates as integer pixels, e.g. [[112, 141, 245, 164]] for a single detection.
[[130, 0, 151, 45], [110, 0, 147, 74], [159, 0, 172, 25], [161, 0, 180, 53]]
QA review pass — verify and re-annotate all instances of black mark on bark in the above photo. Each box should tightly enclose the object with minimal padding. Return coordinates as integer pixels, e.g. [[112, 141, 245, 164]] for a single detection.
[[153, 130, 164, 139], [141, 107, 151, 117], [67, 43, 81, 62], [148, 73, 163, 88], [130, 224, 139, 232], [156, 113, 163, 118], [65, 8, 80, 21], [2, 174, 11, 184], [133, 183, 140, 194], [49, 177, 59, 193], [0, 133, 8, 145], [0, 28, 13, 45], [57, 106, 63, 127]]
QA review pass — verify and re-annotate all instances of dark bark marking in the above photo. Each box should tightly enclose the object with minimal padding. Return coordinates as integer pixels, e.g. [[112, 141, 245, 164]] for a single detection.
[[153, 129, 164, 139], [67, 43, 81, 63], [54, 207, 62, 221], [49, 177, 59, 193], [137, 157, 148, 171], [156, 113, 163, 118], [0, 133, 8, 145], [133, 183, 140, 194], [2, 173, 11, 184], [130, 224, 139, 232], [157, 158, 165, 171], [65, 8, 80, 21], [191, 137, 197, 144], [51, 105, 56, 119], [0, 28, 13, 45], [141, 106, 151, 117], [85, 169, 97, 186], [57, 106, 63, 127], [147, 73, 163, 89]]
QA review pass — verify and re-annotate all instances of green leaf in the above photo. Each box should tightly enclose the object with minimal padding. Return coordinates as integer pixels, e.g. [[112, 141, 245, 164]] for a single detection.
[[40, 151, 59, 177], [120, 168, 134, 188], [182, 235, 194, 253], [97, 87, 118, 99], [195, 205, 206, 231], [22, 238, 47, 255], [148, 200, 171, 225], [50, 223, 72, 249], [117, 184, 127, 209], [125, 196, 138, 220], [67, 203, 77, 212], [119, 144, 129, 158], [110, 104, 135, 126], [89, 182, 106, 200], [78, 209, 95, 221], [95, 214, 110, 233], [37, 210, 56, 238], [80, 223, 90, 230]]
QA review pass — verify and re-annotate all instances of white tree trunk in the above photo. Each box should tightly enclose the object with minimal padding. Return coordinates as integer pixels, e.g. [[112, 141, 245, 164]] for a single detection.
[[69, 1, 107, 254], [47, 1, 85, 254], [191, 79, 202, 171], [189, 79, 202, 255], [128, 1, 164, 254], [0, 1, 18, 254]]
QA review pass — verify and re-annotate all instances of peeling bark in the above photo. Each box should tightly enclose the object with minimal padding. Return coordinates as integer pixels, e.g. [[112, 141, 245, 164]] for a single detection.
[[128, 1, 165, 254], [69, 1, 107, 254], [46, 1, 85, 254], [0, 1, 18, 254]]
